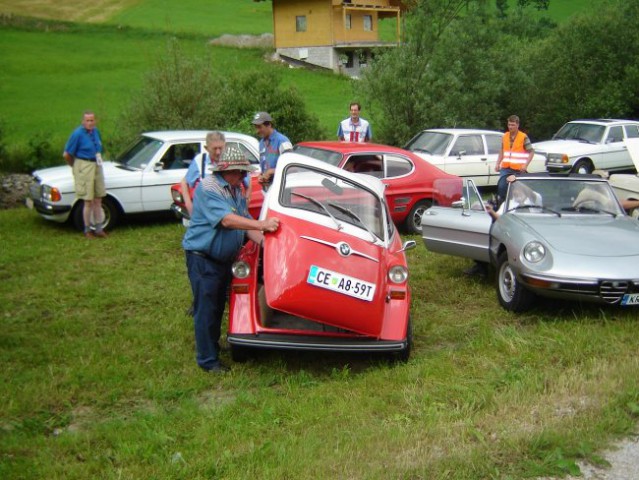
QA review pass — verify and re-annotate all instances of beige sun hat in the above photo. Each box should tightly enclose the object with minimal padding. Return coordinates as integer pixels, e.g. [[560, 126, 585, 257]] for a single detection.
[[213, 145, 257, 172]]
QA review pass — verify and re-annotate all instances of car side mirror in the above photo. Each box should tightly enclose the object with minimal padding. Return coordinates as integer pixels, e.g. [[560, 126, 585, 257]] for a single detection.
[[400, 240, 416, 252], [457, 150, 466, 158], [153, 163, 164, 172], [452, 198, 465, 209]]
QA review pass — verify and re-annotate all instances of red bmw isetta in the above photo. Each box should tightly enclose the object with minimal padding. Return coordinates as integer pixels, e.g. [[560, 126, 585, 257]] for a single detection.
[[227, 154, 416, 362]]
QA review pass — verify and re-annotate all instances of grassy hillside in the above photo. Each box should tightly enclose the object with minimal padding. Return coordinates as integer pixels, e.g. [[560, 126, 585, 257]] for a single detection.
[[0, 0, 352, 165]]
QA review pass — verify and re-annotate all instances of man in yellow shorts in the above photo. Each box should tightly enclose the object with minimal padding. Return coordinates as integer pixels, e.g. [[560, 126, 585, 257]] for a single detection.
[[63, 111, 107, 238]]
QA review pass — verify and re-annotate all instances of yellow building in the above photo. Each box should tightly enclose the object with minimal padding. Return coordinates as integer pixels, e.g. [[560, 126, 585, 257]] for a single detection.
[[262, 0, 404, 76]]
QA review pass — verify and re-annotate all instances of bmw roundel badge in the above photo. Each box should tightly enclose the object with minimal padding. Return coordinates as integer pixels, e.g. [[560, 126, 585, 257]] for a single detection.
[[337, 242, 351, 257]]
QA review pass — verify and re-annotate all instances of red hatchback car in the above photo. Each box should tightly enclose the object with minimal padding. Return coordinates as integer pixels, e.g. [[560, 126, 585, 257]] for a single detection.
[[228, 154, 417, 361], [292, 142, 462, 234], [171, 142, 461, 234]]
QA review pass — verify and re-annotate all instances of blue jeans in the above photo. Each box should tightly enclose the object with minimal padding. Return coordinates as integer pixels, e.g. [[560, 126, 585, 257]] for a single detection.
[[497, 167, 521, 203], [185, 253, 232, 370]]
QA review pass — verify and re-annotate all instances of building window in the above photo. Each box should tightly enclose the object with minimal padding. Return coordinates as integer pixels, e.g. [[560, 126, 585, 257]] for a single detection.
[[363, 15, 372, 31], [345, 14, 351, 30], [296, 16, 307, 32]]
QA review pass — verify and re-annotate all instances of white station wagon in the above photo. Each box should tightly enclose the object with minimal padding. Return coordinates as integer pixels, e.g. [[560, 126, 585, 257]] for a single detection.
[[27, 130, 259, 230], [405, 128, 546, 187], [534, 119, 639, 174]]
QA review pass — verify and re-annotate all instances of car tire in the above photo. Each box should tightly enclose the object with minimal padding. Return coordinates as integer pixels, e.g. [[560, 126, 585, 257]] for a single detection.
[[405, 200, 432, 235], [72, 196, 120, 231], [572, 159, 593, 174], [230, 344, 250, 363], [496, 251, 535, 312], [392, 316, 413, 363]]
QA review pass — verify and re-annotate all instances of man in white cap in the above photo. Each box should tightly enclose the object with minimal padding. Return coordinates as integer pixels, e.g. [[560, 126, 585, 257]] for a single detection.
[[251, 111, 292, 190], [183, 145, 280, 373]]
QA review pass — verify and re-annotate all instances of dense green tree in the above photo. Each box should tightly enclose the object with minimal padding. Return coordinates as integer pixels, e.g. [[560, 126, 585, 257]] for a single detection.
[[526, 0, 639, 139], [360, 1, 551, 145]]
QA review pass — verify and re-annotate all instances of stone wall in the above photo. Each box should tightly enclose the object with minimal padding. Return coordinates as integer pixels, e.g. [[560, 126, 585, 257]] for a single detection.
[[1, 173, 33, 209]]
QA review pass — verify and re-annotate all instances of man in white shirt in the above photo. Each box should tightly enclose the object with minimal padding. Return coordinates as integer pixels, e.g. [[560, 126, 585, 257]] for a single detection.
[[337, 102, 372, 143]]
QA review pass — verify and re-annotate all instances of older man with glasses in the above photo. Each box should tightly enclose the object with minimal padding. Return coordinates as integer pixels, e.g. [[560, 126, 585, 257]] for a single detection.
[[182, 145, 280, 373]]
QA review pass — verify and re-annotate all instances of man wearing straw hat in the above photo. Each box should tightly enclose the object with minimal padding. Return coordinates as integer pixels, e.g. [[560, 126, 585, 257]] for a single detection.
[[183, 145, 280, 373]]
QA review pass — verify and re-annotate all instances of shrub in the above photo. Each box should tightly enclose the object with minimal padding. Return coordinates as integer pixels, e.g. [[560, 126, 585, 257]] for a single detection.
[[113, 40, 325, 153]]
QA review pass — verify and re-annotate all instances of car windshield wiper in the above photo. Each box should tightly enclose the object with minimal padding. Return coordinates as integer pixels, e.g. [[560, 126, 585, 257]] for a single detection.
[[327, 202, 378, 242], [575, 136, 595, 144], [412, 147, 431, 154], [506, 205, 561, 216], [291, 192, 343, 230], [561, 206, 618, 217]]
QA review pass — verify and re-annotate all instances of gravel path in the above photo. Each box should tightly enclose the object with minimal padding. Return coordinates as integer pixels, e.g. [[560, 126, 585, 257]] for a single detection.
[[539, 432, 639, 480]]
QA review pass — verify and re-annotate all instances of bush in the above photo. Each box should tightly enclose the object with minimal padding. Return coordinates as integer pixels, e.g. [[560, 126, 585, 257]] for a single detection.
[[0, 129, 60, 174], [113, 40, 325, 153]]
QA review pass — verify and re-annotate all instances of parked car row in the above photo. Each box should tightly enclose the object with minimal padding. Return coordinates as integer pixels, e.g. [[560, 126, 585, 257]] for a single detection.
[[26, 122, 639, 324]]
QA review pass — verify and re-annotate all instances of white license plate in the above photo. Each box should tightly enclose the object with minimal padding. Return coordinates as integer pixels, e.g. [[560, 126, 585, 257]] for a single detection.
[[621, 293, 639, 306], [25, 197, 34, 209], [307, 265, 376, 302]]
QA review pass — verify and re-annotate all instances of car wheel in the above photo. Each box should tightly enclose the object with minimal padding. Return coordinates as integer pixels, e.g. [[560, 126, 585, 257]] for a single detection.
[[496, 251, 535, 312], [572, 160, 593, 174], [230, 344, 250, 363], [72, 197, 121, 231], [391, 316, 412, 363], [405, 200, 432, 235]]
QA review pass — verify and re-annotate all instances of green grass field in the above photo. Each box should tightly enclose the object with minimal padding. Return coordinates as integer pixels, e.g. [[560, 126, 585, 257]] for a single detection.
[[3, 1, 637, 478], [1, 208, 638, 478]]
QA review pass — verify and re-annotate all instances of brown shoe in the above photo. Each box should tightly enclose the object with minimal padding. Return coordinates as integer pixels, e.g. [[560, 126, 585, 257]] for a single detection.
[[84, 231, 95, 239], [94, 230, 108, 238]]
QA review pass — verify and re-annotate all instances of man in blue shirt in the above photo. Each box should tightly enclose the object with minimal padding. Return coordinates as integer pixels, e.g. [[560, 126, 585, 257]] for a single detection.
[[183, 145, 280, 373], [63, 111, 107, 238], [180, 131, 226, 217], [252, 112, 292, 191]]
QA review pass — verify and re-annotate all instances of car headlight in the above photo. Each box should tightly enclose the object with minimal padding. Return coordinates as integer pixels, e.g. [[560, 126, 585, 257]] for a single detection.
[[523, 241, 546, 263], [171, 189, 184, 203], [547, 153, 569, 164], [388, 265, 408, 284], [41, 185, 61, 202], [232, 261, 251, 279]]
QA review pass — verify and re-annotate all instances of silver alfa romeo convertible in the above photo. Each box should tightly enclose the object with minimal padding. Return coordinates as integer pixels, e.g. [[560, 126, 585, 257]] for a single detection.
[[421, 173, 639, 312]]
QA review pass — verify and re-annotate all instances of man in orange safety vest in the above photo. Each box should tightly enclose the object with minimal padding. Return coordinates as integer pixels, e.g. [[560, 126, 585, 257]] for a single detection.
[[495, 115, 535, 204]]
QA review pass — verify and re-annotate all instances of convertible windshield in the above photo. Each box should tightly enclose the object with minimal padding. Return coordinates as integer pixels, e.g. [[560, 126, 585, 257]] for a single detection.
[[115, 136, 164, 170], [280, 165, 384, 240], [505, 178, 623, 215], [405, 131, 452, 155], [553, 123, 605, 144]]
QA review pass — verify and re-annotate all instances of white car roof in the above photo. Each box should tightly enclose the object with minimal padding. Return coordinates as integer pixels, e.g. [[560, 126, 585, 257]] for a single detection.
[[143, 130, 258, 145], [565, 119, 639, 126], [420, 128, 502, 135]]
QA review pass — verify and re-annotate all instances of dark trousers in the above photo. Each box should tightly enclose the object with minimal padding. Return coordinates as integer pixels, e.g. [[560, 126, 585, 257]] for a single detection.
[[185, 253, 232, 370]]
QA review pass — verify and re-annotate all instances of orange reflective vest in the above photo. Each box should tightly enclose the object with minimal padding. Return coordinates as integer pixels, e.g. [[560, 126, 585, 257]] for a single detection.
[[500, 131, 529, 170]]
